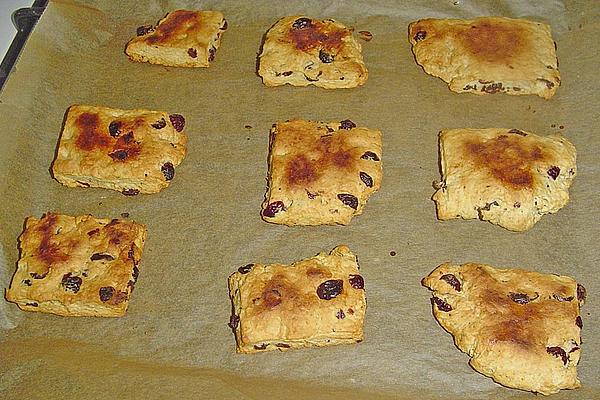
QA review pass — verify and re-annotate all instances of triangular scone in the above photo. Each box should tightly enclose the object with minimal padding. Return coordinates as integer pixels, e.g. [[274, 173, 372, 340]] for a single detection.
[[125, 10, 227, 67], [408, 17, 560, 99], [258, 16, 368, 88], [422, 263, 586, 395], [228, 245, 366, 353], [261, 119, 382, 226], [433, 128, 576, 231]]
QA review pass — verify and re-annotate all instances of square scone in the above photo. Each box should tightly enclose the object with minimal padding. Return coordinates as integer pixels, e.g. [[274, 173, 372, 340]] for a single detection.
[[5, 213, 147, 317], [262, 119, 382, 226], [258, 16, 368, 88], [52, 105, 187, 195], [408, 17, 560, 99], [433, 128, 576, 231], [125, 10, 227, 67], [228, 245, 366, 353], [422, 262, 586, 395]]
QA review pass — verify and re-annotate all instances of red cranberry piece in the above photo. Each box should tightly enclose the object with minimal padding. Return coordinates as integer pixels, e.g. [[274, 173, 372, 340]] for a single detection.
[[109, 150, 129, 161], [282, 71, 293, 76], [509, 292, 532, 304], [30, 271, 48, 279], [121, 131, 134, 143], [547, 166, 560, 180], [577, 283, 586, 302], [169, 114, 185, 132], [99, 286, 115, 302], [349, 274, 364, 289], [361, 151, 380, 161], [546, 346, 568, 365], [414, 30, 427, 41], [228, 314, 240, 329], [109, 121, 121, 137], [553, 294, 574, 302], [337, 193, 358, 210], [431, 296, 452, 312], [22, 279, 32, 286], [440, 274, 461, 291], [136, 25, 154, 36], [254, 343, 268, 350], [262, 201, 285, 217], [208, 47, 216, 61], [339, 119, 356, 130], [336, 309, 346, 319], [575, 316, 583, 329], [238, 264, 254, 274], [26, 302, 39, 307], [317, 279, 343, 300], [122, 188, 140, 196], [151, 118, 166, 129], [360, 171, 373, 187], [319, 50, 334, 63], [161, 162, 175, 181], [61, 273, 82, 293], [292, 17, 312, 29], [188, 47, 197, 58], [90, 253, 114, 261]]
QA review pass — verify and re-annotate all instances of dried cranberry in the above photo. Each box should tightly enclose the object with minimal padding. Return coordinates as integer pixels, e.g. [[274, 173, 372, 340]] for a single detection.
[[22, 279, 32, 286], [228, 314, 240, 329], [317, 279, 343, 300], [360, 171, 373, 187], [132, 266, 139, 282], [87, 229, 100, 236], [577, 283, 586, 302], [413, 30, 427, 41], [431, 296, 452, 312], [122, 188, 140, 196], [112, 291, 128, 305], [90, 253, 115, 261], [169, 114, 185, 132], [262, 201, 285, 217], [208, 47, 216, 62], [292, 17, 312, 29], [509, 292, 532, 304], [151, 118, 166, 129], [188, 47, 197, 58], [30, 271, 47, 279], [99, 286, 115, 302], [546, 346, 568, 365], [238, 264, 254, 274], [337, 193, 358, 210], [61, 273, 82, 293], [349, 274, 364, 289], [319, 50, 334, 63], [339, 119, 356, 130], [576, 316, 583, 329], [361, 151, 380, 161], [282, 71, 293, 76], [136, 25, 154, 36], [440, 274, 461, 292], [336, 309, 346, 319], [547, 166, 560, 180], [276, 343, 290, 348], [161, 162, 175, 181], [254, 343, 268, 350], [553, 294, 574, 302], [109, 121, 121, 137], [26, 302, 38, 307], [109, 149, 128, 161]]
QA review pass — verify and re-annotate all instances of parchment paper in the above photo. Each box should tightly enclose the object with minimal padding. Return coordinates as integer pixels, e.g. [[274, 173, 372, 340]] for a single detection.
[[0, 1, 598, 398]]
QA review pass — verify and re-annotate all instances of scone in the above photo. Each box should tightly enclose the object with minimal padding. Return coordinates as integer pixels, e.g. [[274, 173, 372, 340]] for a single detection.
[[262, 119, 382, 226], [422, 262, 586, 395], [125, 10, 227, 67], [52, 105, 188, 195], [433, 128, 576, 231], [5, 212, 147, 317], [228, 245, 366, 353], [258, 16, 368, 88], [408, 17, 560, 99]]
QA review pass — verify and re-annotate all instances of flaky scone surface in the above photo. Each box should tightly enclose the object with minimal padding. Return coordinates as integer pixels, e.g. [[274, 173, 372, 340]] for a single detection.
[[52, 105, 187, 195], [5, 213, 147, 317], [125, 10, 227, 67], [261, 119, 382, 226], [408, 17, 560, 99], [228, 245, 366, 353], [258, 16, 368, 88], [422, 262, 586, 395], [433, 128, 576, 231]]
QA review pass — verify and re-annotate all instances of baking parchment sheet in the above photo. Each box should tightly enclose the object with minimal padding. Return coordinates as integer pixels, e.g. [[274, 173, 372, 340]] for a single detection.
[[0, 0, 598, 398]]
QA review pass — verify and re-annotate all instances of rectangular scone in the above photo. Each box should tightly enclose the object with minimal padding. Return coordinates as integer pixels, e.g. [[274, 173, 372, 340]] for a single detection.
[[408, 17, 560, 99], [228, 245, 366, 353], [52, 105, 187, 195], [125, 10, 227, 67], [258, 16, 368, 88], [5, 213, 147, 317], [262, 119, 382, 226]]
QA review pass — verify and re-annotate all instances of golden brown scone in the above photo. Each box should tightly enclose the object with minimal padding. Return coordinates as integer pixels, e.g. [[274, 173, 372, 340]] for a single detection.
[[422, 262, 586, 395], [261, 119, 382, 226], [408, 17, 560, 99], [125, 10, 227, 67], [5, 213, 147, 317], [433, 128, 576, 231], [258, 16, 368, 88], [228, 245, 366, 353], [52, 105, 187, 195]]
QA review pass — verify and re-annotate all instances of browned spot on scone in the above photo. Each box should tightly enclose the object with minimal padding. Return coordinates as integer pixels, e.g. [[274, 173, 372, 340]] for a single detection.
[[458, 21, 527, 63], [35, 213, 69, 267], [145, 11, 199, 45], [288, 20, 348, 52], [465, 135, 545, 189], [109, 132, 142, 162], [306, 267, 331, 279], [286, 154, 318, 186], [75, 112, 110, 151]]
